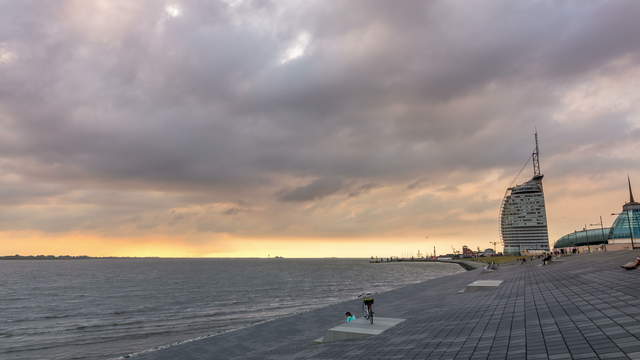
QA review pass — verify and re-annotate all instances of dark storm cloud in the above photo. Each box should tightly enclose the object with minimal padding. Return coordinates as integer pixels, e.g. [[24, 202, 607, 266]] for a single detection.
[[1, 0, 640, 237]]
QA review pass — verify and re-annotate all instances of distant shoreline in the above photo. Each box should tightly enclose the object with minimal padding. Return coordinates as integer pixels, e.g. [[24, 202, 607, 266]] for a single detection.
[[0, 255, 390, 260], [0, 255, 160, 260]]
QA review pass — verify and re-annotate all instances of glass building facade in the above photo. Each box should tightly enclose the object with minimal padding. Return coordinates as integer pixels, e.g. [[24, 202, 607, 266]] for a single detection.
[[554, 178, 639, 248], [500, 175, 550, 254], [608, 204, 640, 244], [554, 228, 610, 248]]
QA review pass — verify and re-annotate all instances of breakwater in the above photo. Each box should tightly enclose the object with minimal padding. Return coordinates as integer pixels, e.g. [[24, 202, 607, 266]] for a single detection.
[[369, 257, 483, 271]]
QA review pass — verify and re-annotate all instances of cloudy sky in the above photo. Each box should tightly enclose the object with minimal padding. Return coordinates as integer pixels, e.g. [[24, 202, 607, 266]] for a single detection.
[[1, 0, 639, 257]]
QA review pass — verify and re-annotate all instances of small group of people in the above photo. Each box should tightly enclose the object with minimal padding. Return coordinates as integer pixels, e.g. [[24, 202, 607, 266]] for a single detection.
[[557, 248, 579, 255], [518, 253, 554, 265], [553, 245, 607, 256], [517, 254, 548, 264], [484, 261, 498, 271]]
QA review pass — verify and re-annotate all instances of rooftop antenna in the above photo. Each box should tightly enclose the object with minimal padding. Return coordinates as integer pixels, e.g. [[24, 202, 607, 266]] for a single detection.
[[532, 129, 542, 177], [628, 175, 635, 203]]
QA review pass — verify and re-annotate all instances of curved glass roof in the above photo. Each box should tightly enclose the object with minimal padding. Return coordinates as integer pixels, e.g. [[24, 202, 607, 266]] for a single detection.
[[554, 178, 640, 248], [609, 208, 640, 240], [554, 228, 610, 248]]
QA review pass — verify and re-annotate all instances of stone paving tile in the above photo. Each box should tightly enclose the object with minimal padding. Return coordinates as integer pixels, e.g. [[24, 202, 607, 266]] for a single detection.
[[139, 251, 640, 360], [298, 251, 640, 360]]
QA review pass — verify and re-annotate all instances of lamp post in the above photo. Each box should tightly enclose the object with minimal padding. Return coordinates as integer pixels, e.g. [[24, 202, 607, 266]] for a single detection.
[[582, 225, 591, 253], [612, 212, 635, 250], [589, 216, 607, 251]]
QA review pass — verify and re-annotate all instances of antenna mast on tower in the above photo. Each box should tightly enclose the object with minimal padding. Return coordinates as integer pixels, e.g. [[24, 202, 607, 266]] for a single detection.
[[532, 130, 542, 177]]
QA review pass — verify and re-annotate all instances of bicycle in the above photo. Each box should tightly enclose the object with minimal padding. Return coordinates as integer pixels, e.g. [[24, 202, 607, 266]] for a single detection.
[[358, 292, 374, 324]]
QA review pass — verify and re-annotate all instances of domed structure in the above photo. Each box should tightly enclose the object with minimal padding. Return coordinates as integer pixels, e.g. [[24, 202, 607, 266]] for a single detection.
[[608, 177, 640, 245], [554, 177, 640, 249], [554, 228, 610, 248]]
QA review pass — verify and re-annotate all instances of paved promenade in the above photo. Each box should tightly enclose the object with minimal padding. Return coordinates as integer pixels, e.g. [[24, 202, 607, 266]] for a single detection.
[[139, 251, 640, 360]]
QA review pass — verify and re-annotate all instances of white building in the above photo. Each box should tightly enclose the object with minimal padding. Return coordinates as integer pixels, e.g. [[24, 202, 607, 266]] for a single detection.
[[500, 133, 550, 255]]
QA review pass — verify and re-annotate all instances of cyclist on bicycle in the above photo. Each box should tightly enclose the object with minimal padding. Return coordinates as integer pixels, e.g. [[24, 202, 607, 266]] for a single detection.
[[358, 293, 374, 324], [362, 294, 374, 315]]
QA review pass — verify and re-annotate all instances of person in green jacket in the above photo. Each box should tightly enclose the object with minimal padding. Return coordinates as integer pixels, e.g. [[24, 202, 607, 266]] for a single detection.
[[345, 312, 356, 323]]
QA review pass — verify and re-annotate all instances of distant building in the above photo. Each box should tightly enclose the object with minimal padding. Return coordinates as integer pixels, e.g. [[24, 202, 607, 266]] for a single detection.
[[462, 245, 475, 257], [500, 133, 550, 255], [484, 248, 496, 255]]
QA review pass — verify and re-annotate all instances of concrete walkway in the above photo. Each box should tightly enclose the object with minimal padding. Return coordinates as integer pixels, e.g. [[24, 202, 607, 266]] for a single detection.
[[138, 251, 640, 360]]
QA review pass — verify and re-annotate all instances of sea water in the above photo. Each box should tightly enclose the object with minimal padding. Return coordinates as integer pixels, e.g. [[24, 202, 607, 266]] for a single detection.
[[0, 258, 462, 360]]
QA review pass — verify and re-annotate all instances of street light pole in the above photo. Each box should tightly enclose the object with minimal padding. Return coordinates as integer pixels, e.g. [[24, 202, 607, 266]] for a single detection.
[[584, 224, 591, 254], [584, 224, 590, 253], [589, 216, 607, 252], [627, 211, 635, 250]]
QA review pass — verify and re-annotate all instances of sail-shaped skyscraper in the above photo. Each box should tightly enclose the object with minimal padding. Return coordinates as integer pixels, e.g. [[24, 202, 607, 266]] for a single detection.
[[500, 133, 550, 255]]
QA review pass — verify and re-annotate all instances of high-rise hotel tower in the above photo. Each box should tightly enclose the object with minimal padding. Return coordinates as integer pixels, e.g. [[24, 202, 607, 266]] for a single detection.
[[500, 133, 550, 255]]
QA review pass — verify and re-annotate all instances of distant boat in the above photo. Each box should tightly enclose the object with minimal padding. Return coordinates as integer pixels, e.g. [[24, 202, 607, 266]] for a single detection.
[[274, 256, 284, 259]]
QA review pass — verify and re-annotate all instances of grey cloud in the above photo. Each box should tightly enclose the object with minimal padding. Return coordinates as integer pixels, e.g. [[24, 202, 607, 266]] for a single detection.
[[0, 0, 639, 238], [4, 1, 640, 184], [223, 207, 241, 216], [277, 177, 343, 202], [348, 183, 378, 197]]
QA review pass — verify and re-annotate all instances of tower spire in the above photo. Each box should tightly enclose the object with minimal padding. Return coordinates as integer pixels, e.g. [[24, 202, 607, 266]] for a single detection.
[[532, 130, 541, 177], [629, 175, 635, 203]]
